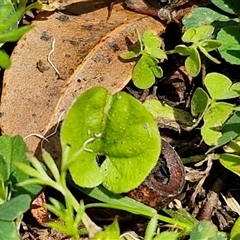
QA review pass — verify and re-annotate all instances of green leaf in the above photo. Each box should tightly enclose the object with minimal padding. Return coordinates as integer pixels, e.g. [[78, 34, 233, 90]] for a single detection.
[[0, 2, 17, 33], [0, 25, 33, 43], [0, 5, 25, 34], [230, 216, 240, 240], [120, 40, 141, 60], [204, 73, 232, 100], [191, 88, 209, 117], [174, 45, 192, 56], [0, 194, 31, 221], [192, 25, 214, 42], [182, 28, 196, 43], [93, 219, 121, 240], [185, 48, 201, 77], [79, 185, 157, 216], [211, 0, 240, 15], [143, 98, 194, 129], [145, 215, 158, 240], [0, 155, 8, 183], [223, 135, 240, 153], [120, 28, 143, 59], [199, 45, 221, 64], [142, 29, 167, 59], [219, 153, 240, 177], [132, 55, 161, 89], [163, 208, 198, 229], [209, 111, 240, 152], [0, 50, 11, 68], [190, 221, 218, 240], [150, 65, 163, 78], [0, 220, 20, 240], [218, 82, 240, 100], [182, 7, 230, 29], [200, 39, 222, 52], [0, 135, 41, 198], [217, 26, 240, 65], [61, 87, 161, 193], [201, 102, 233, 146]]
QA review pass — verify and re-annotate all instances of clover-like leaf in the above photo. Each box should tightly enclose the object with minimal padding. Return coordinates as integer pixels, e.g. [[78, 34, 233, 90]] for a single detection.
[[204, 73, 232, 100], [118, 29, 142, 60], [182, 28, 196, 43], [142, 29, 167, 59], [61, 87, 161, 193], [218, 82, 240, 100], [211, 0, 240, 15], [200, 39, 222, 52], [132, 55, 161, 89], [201, 102, 233, 146], [174, 45, 192, 56], [219, 153, 240, 177], [191, 88, 209, 117], [182, 7, 229, 29], [209, 111, 240, 152], [190, 221, 219, 240], [217, 26, 240, 65], [120, 42, 141, 60], [185, 48, 201, 77], [199, 45, 221, 64], [192, 25, 214, 42]]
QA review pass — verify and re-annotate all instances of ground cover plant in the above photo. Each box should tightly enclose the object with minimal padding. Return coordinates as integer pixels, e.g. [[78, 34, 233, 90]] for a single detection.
[[1, 0, 240, 239], [0, 0, 50, 68]]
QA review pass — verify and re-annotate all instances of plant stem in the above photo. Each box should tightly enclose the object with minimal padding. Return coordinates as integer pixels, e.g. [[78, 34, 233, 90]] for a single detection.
[[85, 203, 191, 229]]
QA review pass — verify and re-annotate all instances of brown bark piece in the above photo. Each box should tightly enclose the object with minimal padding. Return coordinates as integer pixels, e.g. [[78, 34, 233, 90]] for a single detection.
[[0, 3, 165, 154]]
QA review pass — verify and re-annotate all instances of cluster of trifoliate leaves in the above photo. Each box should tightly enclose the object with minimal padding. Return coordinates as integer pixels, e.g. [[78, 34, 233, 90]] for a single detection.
[[0, 0, 50, 69], [120, 29, 167, 89], [173, 25, 221, 77], [191, 72, 240, 146], [183, 0, 240, 65]]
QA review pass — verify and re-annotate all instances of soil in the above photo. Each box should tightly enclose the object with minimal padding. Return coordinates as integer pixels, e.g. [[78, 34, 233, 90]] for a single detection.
[[1, 0, 240, 239]]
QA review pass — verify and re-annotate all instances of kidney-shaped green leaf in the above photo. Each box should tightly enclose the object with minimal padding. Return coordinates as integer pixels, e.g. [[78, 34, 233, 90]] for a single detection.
[[61, 87, 161, 193]]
